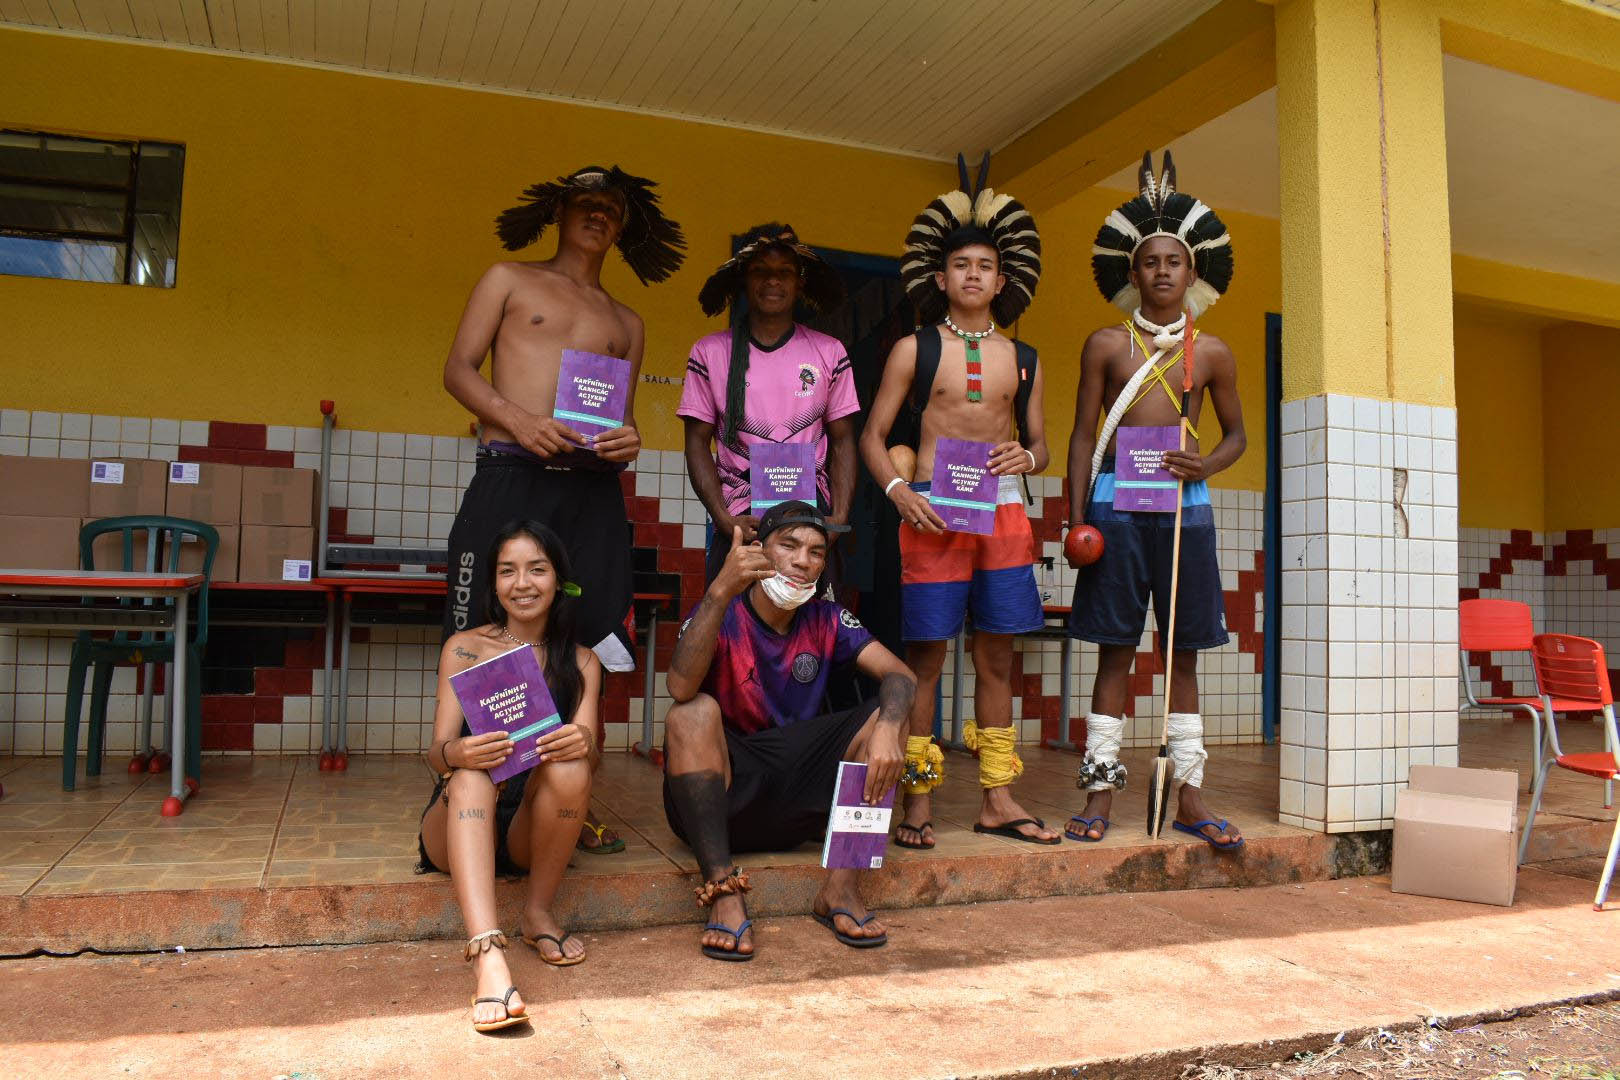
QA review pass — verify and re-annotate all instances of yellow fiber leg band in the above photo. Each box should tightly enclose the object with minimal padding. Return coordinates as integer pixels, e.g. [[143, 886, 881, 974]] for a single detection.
[[966, 723, 1024, 789], [902, 735, 944, 795]]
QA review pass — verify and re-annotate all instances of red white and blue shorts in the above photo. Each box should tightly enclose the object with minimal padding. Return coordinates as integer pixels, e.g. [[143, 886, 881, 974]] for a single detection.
[[899, 475, 1043, 642]]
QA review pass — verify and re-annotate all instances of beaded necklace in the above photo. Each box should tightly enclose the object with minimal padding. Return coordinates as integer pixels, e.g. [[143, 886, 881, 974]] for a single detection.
[[944, 314, 993, 402]]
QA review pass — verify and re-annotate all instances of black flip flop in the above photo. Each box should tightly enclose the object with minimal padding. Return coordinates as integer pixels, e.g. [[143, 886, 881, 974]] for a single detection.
[[701, 918, 755, 962], [812, 907, 888, 949], [893, 821, 935, 849], [471, 986, 530, 1033], [973, 817, 1061, 845]]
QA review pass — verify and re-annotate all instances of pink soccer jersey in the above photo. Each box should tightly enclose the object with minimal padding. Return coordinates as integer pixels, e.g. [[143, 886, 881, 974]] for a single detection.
[[677, 325, 859, 518]]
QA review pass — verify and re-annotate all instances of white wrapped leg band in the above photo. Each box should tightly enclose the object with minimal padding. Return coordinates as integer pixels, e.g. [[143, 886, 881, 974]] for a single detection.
[[1167, 712, 1208, 789], [1078, 713, 1127, 791]]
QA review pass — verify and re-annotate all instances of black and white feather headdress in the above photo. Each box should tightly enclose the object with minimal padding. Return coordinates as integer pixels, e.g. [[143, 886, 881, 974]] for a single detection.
[[1092, 150, 1232, 317], [495, 165, 686, 285], [901, 153, 1041, 327], [697, 222, 845, 317]]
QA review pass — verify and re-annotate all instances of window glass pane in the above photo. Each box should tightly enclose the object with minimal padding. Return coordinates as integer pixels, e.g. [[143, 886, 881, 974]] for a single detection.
[[0, 131, 132, 187], [132, 142, 183, 288], [0, 235, 122, 283], [0, 181, 127, 236]]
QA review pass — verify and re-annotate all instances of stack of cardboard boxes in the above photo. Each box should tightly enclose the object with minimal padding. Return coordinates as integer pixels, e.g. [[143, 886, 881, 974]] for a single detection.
[[0, 458, 318, 583]]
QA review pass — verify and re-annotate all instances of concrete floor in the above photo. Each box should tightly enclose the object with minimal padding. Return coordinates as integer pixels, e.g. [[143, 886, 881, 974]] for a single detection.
[[0, 864, 1614, 1079]]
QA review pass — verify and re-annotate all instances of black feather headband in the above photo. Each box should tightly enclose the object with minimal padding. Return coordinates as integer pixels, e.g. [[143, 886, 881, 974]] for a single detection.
[[495, 165, 686, 286], [697, 222, 845, 318], [900, 152, 1042, 327], [1091, 150, 1233, 317]]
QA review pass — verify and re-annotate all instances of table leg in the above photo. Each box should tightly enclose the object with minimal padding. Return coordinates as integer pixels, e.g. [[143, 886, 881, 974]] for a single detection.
[[131, 662, 156, 774], [942, 627, 967, 752], [633, 610, 662, 765], [334, 592, 352, 770], [320, 590, 336, 769], [1047, 637, 1079, 751], [161, 591, 193, 816]]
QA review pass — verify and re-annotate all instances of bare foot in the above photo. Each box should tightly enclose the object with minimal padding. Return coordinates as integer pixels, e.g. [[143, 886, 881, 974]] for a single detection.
[[894, 790, 935, 848], [519, 906, 586, 963], [812, 872, 886, 944], [471, 946, 524, 1027], [978, 786, 1061, 842], [1066, 788, 1113, 841], [1175, 785, 1243, 848], [700, 891, 754, 958]]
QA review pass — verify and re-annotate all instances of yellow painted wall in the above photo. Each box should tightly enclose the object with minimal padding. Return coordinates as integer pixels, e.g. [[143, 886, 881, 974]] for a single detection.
[[0, 28, 948, 449], [0, 28, 1281, 491], [1453, 304, 1545, 531], [1542, 322, 1620, 531]]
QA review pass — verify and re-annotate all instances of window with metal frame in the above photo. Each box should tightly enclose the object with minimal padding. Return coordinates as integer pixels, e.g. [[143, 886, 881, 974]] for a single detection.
[[0, 129, 185, 288]]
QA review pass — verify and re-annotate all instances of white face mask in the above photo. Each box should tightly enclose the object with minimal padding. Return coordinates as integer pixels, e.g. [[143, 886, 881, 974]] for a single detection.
[[759, 573, 817, 610]]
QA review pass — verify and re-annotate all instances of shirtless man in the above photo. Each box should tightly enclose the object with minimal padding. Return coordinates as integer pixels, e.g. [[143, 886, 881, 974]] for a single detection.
[[860, 170, 1060, 847], [441, 164, 685, 852], [1064, 151, 1246, 850]]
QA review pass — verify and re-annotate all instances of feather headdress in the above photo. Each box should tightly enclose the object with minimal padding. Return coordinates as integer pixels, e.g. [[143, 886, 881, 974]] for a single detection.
[[495, 165, 686, 285], [1091, 150, 1233, 317], [901, 152, 1041, 327], [697, 222, 845, 317]]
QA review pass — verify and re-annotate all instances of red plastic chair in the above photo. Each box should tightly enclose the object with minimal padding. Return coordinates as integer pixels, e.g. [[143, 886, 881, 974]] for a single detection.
[[1516, 634, 1620, 910], [1459, 599, 1546, 789]]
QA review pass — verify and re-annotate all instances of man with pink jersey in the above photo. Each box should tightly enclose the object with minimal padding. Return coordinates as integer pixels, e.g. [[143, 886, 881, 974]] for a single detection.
[[679, 223, 856, 583]]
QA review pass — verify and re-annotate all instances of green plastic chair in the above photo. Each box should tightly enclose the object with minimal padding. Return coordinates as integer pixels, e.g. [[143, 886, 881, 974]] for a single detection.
[[61, 515, 219, 792]]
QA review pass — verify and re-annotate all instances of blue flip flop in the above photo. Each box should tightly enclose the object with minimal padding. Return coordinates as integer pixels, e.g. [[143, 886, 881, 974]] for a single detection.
[[812, 907, 888, 949], [701, 919, 754, 961], [1172, 819, 1245, 851], [1065, 815, 1111, 842]]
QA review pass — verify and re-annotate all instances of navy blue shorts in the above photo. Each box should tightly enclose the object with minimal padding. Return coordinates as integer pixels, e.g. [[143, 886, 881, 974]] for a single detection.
[[1067, 471, 1229, 650]]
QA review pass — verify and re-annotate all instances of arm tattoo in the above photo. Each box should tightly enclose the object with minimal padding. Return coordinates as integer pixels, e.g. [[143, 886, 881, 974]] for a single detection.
[[877, 672, 915, 728], [668, 591, 728, 687], [457, 808, 487, 821], [454, 647, 477, 660]]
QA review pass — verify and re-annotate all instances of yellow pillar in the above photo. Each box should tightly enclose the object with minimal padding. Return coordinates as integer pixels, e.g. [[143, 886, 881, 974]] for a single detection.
[[1275, 0, 1455, 408]]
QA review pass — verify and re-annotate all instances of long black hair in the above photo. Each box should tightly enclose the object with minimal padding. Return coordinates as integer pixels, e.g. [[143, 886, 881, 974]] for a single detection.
[[482, 520, 583, 724]]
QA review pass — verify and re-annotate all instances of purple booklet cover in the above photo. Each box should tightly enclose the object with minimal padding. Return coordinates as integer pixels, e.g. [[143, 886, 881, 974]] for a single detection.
[[929, 437, 996, 535], [448, 646, 563, 785], [749, 442, 817, 513], [554, 350, 631, 444], [820, 761, 896, 870], [1113, 425, 1181, 513]]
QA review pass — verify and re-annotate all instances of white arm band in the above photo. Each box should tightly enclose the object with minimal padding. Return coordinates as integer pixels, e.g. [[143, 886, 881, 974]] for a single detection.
[[884, 477, 905, 497]]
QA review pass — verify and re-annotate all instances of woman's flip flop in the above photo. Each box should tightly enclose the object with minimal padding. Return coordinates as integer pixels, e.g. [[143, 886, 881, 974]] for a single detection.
[[521, 930, 586, 966], [812, 908, 888, 949], [471, 986, 530, 1033], [1172, 819, 1245, 851], [701, 919, 755, 962], [1065, 815, 1111, 842], [973, 817, 1061, 845], [576, 821, 626, 855]]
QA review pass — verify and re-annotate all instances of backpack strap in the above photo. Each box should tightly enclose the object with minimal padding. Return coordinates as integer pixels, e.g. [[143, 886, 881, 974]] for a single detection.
[[889, 328, 940, 452], [1013, 339, 1039, 444]]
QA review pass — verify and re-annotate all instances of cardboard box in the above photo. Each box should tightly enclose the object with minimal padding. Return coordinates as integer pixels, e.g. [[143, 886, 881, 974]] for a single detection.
[[87, 459, 169, 518], [81, 517, 163, 572], [173, 524, 239, 583], [164, 462, 242, 526], [1391, 765, 1519, 907], [0, 458, 91, 518], [0, 515, 82, 569], [240, 467, 318, 527], [238, 525, 315, 583]]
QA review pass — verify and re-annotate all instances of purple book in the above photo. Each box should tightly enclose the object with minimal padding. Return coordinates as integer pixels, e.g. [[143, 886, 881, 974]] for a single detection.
[[820, 762, 895, 870], [929, 437, 996, 535], [448, 646, 563, 785], [749, 442, 817, 514], [554, 349, 632, 443], [1113, 425, 1181, 513]]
